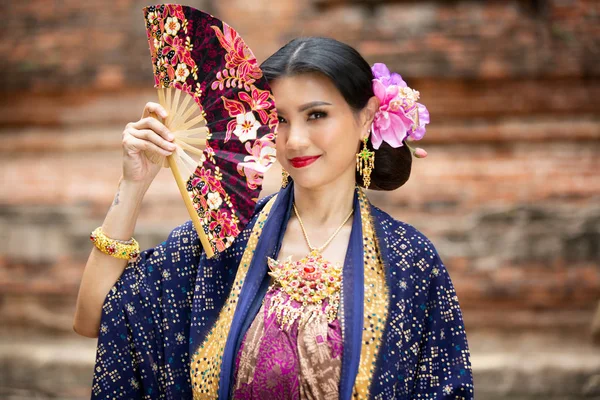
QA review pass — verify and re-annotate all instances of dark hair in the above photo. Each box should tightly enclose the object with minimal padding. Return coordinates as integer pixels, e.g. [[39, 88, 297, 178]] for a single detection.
[[260, 36, 412, 191]]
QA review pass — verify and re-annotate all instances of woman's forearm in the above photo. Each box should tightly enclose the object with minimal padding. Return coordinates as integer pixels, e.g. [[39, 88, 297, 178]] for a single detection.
[[72, 177, 150, 338]]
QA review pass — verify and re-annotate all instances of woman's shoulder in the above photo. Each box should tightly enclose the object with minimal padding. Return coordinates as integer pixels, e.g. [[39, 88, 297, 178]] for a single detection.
[[370, 203, 440, 261], [370, 204, 454, 292], [254, 191, 278, 213]]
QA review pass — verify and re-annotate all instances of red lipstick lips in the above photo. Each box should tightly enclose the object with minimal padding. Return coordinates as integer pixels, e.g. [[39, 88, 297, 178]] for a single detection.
[[289, 155, 321, 169]]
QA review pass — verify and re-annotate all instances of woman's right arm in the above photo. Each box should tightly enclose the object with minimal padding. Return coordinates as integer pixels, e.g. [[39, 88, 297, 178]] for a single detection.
[[72, 102, 175, 338]]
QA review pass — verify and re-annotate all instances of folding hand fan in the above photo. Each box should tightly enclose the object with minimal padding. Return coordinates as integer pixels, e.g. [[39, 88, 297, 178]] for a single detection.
[[142, 4, 278, 258]]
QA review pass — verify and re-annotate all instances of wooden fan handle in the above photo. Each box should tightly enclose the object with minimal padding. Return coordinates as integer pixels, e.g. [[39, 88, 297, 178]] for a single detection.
[[149, 111, 215, 259]]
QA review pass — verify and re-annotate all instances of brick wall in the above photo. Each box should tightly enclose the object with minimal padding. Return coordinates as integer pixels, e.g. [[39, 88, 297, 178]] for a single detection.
[[1, 0, 599, 398], [1, 0, 598, 333]]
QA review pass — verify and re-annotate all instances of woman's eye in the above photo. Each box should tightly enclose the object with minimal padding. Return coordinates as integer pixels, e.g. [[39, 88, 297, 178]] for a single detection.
[[308, 111, 327, 120], [277, 116, 287, 124]]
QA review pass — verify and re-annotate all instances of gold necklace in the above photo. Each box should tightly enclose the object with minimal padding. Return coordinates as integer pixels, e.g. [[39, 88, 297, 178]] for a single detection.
[[265, 203, 354, 329], [293, 202, 354, 254]]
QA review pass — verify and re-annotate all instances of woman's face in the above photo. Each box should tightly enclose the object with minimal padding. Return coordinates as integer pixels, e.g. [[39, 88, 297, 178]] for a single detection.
[[271, 73, 375, 190]]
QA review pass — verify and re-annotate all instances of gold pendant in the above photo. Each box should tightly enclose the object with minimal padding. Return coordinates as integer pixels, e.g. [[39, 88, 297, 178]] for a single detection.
[[266, 249, 342, 330]]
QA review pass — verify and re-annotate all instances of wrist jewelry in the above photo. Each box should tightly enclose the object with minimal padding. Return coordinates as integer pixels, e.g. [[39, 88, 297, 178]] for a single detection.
[[90, 226, 140, 260]]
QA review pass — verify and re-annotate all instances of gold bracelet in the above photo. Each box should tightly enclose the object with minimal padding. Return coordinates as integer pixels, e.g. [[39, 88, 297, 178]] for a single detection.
[[90, 226, 140, 260]]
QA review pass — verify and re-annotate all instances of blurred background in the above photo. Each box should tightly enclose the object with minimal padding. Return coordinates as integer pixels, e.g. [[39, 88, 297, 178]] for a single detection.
[[1, 0, 599, 399]]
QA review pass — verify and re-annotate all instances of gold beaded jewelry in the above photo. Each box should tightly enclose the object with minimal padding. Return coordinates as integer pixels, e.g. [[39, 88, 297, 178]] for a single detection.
[[265, 202, 353, 329], [281, 168, 290, 188], [90, 226, 140, 260], [356, 133, 375, 188]]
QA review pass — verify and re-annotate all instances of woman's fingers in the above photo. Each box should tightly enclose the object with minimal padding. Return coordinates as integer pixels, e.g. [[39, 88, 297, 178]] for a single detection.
[[142, 102, 168, 120], [125, 128, 176, 151], [133, 117, 174, 142], [129, 128, 177, 152], [125, 135, 174, 157]]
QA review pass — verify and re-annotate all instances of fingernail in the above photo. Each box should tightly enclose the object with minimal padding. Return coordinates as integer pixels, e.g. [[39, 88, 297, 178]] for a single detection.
[[168, 134, 174, 140]]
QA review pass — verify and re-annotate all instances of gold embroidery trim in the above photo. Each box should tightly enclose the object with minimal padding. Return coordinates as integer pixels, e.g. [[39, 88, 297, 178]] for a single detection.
[[352, 188, 389, 398], [191, 195, 277, 399]]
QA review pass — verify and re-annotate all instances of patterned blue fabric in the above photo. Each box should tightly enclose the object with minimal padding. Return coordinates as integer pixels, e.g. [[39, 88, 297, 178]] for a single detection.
[[91, 186, 474, 399], [370, 206, 474, 398], [91, 194, 274, 400]]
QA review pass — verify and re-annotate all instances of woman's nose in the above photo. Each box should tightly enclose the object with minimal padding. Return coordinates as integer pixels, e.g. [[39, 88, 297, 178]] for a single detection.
[[285, 123, 310, 151]]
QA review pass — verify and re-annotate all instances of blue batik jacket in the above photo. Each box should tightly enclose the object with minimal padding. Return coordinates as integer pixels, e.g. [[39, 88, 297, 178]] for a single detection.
[[91, 182, 474, 399]]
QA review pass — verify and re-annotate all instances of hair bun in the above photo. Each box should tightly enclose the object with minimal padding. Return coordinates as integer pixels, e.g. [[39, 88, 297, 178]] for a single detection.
[[358, 140, 412, 191]]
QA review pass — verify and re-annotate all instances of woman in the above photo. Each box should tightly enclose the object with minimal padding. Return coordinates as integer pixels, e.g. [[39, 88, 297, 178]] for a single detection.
[[74, 37, 474, 399]]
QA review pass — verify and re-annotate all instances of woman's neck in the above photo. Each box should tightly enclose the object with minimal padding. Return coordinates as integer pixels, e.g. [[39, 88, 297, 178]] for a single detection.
[[292, 178, 356, 228]]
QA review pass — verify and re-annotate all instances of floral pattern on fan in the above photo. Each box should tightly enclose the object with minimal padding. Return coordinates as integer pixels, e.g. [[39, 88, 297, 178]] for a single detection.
[[143, 4, 278, 255]]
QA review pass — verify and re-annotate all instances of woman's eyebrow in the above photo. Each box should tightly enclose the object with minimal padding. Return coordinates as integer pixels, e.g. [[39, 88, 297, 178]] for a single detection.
[[298, 101, 332, 112]]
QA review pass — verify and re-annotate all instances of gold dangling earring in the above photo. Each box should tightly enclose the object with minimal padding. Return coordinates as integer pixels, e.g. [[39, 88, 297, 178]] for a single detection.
[[281, 168, 289, 188], [356, 132, 375, 188]]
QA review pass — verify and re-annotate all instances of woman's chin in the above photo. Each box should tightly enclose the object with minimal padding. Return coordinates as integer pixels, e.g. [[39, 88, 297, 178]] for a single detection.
[[289, 174, 324, 189], [289, 172, 346, 190], [289, 178, 318, 190]]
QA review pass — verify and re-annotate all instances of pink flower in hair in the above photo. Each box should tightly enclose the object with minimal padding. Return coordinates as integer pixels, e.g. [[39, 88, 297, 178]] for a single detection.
[[370, 63, 430, 158], [371, 80, 413, 149], [372, 63, 407, 87]]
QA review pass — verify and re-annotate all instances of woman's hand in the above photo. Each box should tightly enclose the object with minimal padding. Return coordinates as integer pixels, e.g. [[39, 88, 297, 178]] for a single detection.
[[121, 102, 176, 185]]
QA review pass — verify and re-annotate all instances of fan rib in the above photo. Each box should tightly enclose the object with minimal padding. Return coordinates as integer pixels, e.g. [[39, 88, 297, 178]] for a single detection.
[[170, 91, 194, 129], [177, 149, 198, 175], [173, 127, 209, 137], [176, 101, 201, 131], [180, 137, 207, 145], [165, 88, 173, 124], [180, 113, 208, 131], [176, 140, 205, 156], [157, 89, 166, 115], [171, 88, 182, 127]]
